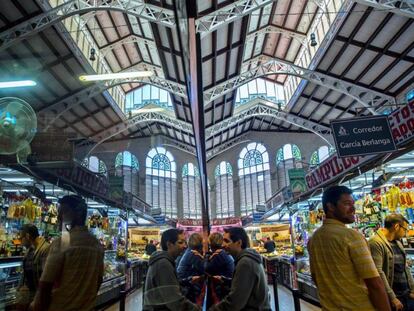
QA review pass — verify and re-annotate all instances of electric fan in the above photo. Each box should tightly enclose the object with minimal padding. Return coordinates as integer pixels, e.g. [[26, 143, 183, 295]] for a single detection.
[[0, 97, 37, 155]]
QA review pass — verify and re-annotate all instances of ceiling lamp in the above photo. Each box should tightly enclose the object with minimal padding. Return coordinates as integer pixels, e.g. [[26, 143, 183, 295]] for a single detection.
[[89, 48, 96, 61], [310, 33, 317, 47], [0, 80, 36, 88], [79, 71, 153, 82]]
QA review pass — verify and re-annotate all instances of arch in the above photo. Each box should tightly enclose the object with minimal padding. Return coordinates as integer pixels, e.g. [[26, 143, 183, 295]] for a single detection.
[[115, 151, 139, 196], [0, 1, 175, 52], [238, 143, 271, 216], [82, 156, 107, 176], [145, 147, 177, 218], [204, 57, 395, 113], [182, 163, 202, 219], [215, 161, 235, 218], [115, 151, 139, 170], [276, 144, 303, 190]]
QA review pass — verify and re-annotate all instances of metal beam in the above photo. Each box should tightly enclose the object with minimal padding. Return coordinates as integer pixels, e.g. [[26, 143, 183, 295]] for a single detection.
[[90, 109, 193, 143], [206, 134, 250, 160], [355, 0, 414, 20], [195, 0, 275, 35], [204, 55, 396, 114], [206, 99, 333, 145], [39, 73, 186, 118], [100, 34, 158, 57], [245, 24, 307, 47], [0, 0, 175, 51]]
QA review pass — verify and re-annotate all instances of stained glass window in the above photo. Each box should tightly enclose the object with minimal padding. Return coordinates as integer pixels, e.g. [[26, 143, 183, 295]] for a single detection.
[[215, 161, 235, 218], [145, 147, 177, 218], [115, 151, 139, 171], [182, 163, 201, 218], [276, 144, 301, 165], [309, 145, 331, 166], [215, 161, 233, 177], [82, 156, 107, 176], [238, 143, 271, 216]]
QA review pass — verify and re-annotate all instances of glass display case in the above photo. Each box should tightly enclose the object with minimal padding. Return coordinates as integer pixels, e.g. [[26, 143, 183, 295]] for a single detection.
[[103, 250, 125, 282], [0, 257, 23, 310], [406, 248, 414, 276], [296, 257, 319, 303]]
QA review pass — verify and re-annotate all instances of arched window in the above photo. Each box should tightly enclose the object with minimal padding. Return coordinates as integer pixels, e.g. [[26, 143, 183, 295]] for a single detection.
[[82, 156, 107, 176], [182, 163, 202, 219], [238, 143, 271, 216], [115, 151, 139, 196], [145, 147, 177, 218], [276, 144, 302, 189], [235, 78, 285, 108], [215, 161, 234, 218], [310, 146, 335, 166]]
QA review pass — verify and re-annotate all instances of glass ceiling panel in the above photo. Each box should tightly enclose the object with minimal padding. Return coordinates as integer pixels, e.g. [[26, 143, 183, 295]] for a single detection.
[[235, 78, 285, 108], [125, 85, 173, 113]]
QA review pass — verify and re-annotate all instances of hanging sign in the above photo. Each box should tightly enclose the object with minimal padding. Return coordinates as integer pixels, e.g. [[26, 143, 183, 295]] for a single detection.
[[288, 168, 308, 194], [306, 101, 414, 191], [331, 115, 396, 157]]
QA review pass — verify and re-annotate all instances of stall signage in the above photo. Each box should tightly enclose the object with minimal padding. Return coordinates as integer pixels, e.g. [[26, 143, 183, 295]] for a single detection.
[[331, 115, 396, 157], [288, 169, 307, 194], [306, 101, 414, 191], [211, 217, 241, 226], [54, 164, 109, 196]]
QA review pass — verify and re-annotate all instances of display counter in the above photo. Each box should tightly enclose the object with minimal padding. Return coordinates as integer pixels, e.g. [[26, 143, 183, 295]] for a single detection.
[[263, 255, 295, 289], [0, 257, 23, 310]]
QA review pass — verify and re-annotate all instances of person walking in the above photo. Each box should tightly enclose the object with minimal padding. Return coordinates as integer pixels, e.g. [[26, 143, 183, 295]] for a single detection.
[[205, 232, 234, 307], [209, 227, 271, 311], [144, 228, 201, 311], [17, 224, 49, 310], [177, 233, 206, 305], [308, 186, 391, 311], [30, 195, 104, 311], [369, 214, 414, 310]]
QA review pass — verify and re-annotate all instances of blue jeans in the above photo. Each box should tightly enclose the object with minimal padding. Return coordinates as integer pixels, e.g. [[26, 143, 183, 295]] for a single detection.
[[398, 294, 414, 311]]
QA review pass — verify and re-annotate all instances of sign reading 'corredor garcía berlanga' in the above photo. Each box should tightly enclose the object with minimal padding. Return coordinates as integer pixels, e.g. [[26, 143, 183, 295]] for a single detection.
[[331, 115, 397, 157]]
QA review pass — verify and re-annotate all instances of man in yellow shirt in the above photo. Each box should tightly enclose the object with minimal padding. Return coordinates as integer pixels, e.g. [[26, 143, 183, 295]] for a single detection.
[[308, 185, 390, 311]]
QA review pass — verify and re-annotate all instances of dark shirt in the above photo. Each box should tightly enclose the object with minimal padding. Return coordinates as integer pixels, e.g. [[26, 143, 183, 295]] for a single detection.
[[391, 241, 410, 297], [264, 240, 276, 253], [145, 243, 157, 255], [23, 247, 36, 292]]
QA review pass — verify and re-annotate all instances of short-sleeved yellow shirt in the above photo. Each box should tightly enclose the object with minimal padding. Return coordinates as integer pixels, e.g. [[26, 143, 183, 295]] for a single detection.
[[308, 219, 379, 311]]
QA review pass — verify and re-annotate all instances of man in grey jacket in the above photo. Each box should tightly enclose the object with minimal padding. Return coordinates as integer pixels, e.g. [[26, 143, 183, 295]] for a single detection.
[[209, 227, 271, 311], [369, 214, 414, 311], [143, 228, 201, 311]]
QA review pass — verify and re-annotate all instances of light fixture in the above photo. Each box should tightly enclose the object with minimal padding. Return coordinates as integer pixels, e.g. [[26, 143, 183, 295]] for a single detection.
[[0, 80, 36, 88], [89, 48, 96, 61], [1, 177, 33, 182], [79, 71, 153, 82], [310, 33, 317, 47], [387, 162, 414, 168]]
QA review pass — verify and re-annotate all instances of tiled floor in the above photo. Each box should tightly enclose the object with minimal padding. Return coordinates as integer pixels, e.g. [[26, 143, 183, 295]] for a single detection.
[[104, 284, 321, 311]]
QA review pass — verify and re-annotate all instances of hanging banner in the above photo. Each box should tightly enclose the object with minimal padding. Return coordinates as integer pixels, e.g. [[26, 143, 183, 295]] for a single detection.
[[331, 115, 396, 157], [288, 168, 308, 194], [306, 101, 414, 191], [129, 228, 160, 247]]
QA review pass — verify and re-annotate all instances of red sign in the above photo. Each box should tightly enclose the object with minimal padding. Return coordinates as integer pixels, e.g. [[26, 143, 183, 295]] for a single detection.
[[306, 101, 414, 191], [177, 217, 241, 227]]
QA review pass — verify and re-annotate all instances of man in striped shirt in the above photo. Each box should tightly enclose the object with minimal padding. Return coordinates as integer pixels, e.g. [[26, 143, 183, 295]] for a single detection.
[[308, 186, 390, 311]]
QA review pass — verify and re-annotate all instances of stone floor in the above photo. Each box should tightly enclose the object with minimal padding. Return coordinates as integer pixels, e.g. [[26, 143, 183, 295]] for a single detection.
[[103, 284, 321, 311]]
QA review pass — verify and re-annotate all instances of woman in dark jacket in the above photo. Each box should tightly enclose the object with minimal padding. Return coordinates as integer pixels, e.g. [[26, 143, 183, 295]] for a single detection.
[[177, 233, 205, 304], [206, 232, 234, 306]]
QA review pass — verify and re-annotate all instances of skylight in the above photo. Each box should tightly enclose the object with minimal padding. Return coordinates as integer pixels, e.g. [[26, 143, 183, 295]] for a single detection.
[[125, 85, 173, 113], [235, 78, 285, 108]]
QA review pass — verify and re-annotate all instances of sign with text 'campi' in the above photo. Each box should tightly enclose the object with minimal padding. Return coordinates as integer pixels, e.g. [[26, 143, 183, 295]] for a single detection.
[[306, 101, 414, 191], [331, 115, 396, 157]]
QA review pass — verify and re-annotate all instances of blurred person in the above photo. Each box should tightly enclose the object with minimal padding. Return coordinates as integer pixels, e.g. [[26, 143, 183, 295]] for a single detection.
[[369, 214, 414, 311], [17, 224, 49, 310], [205, 232, 234, 307], [30, 195, 104, 311], [209, 227, 271, 311], [308, 186, 390, 311], [177, 233, 205, 305], [263, 237, 276, 253], [143, 228, 200, 311], [145, 239, 157, 255]]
